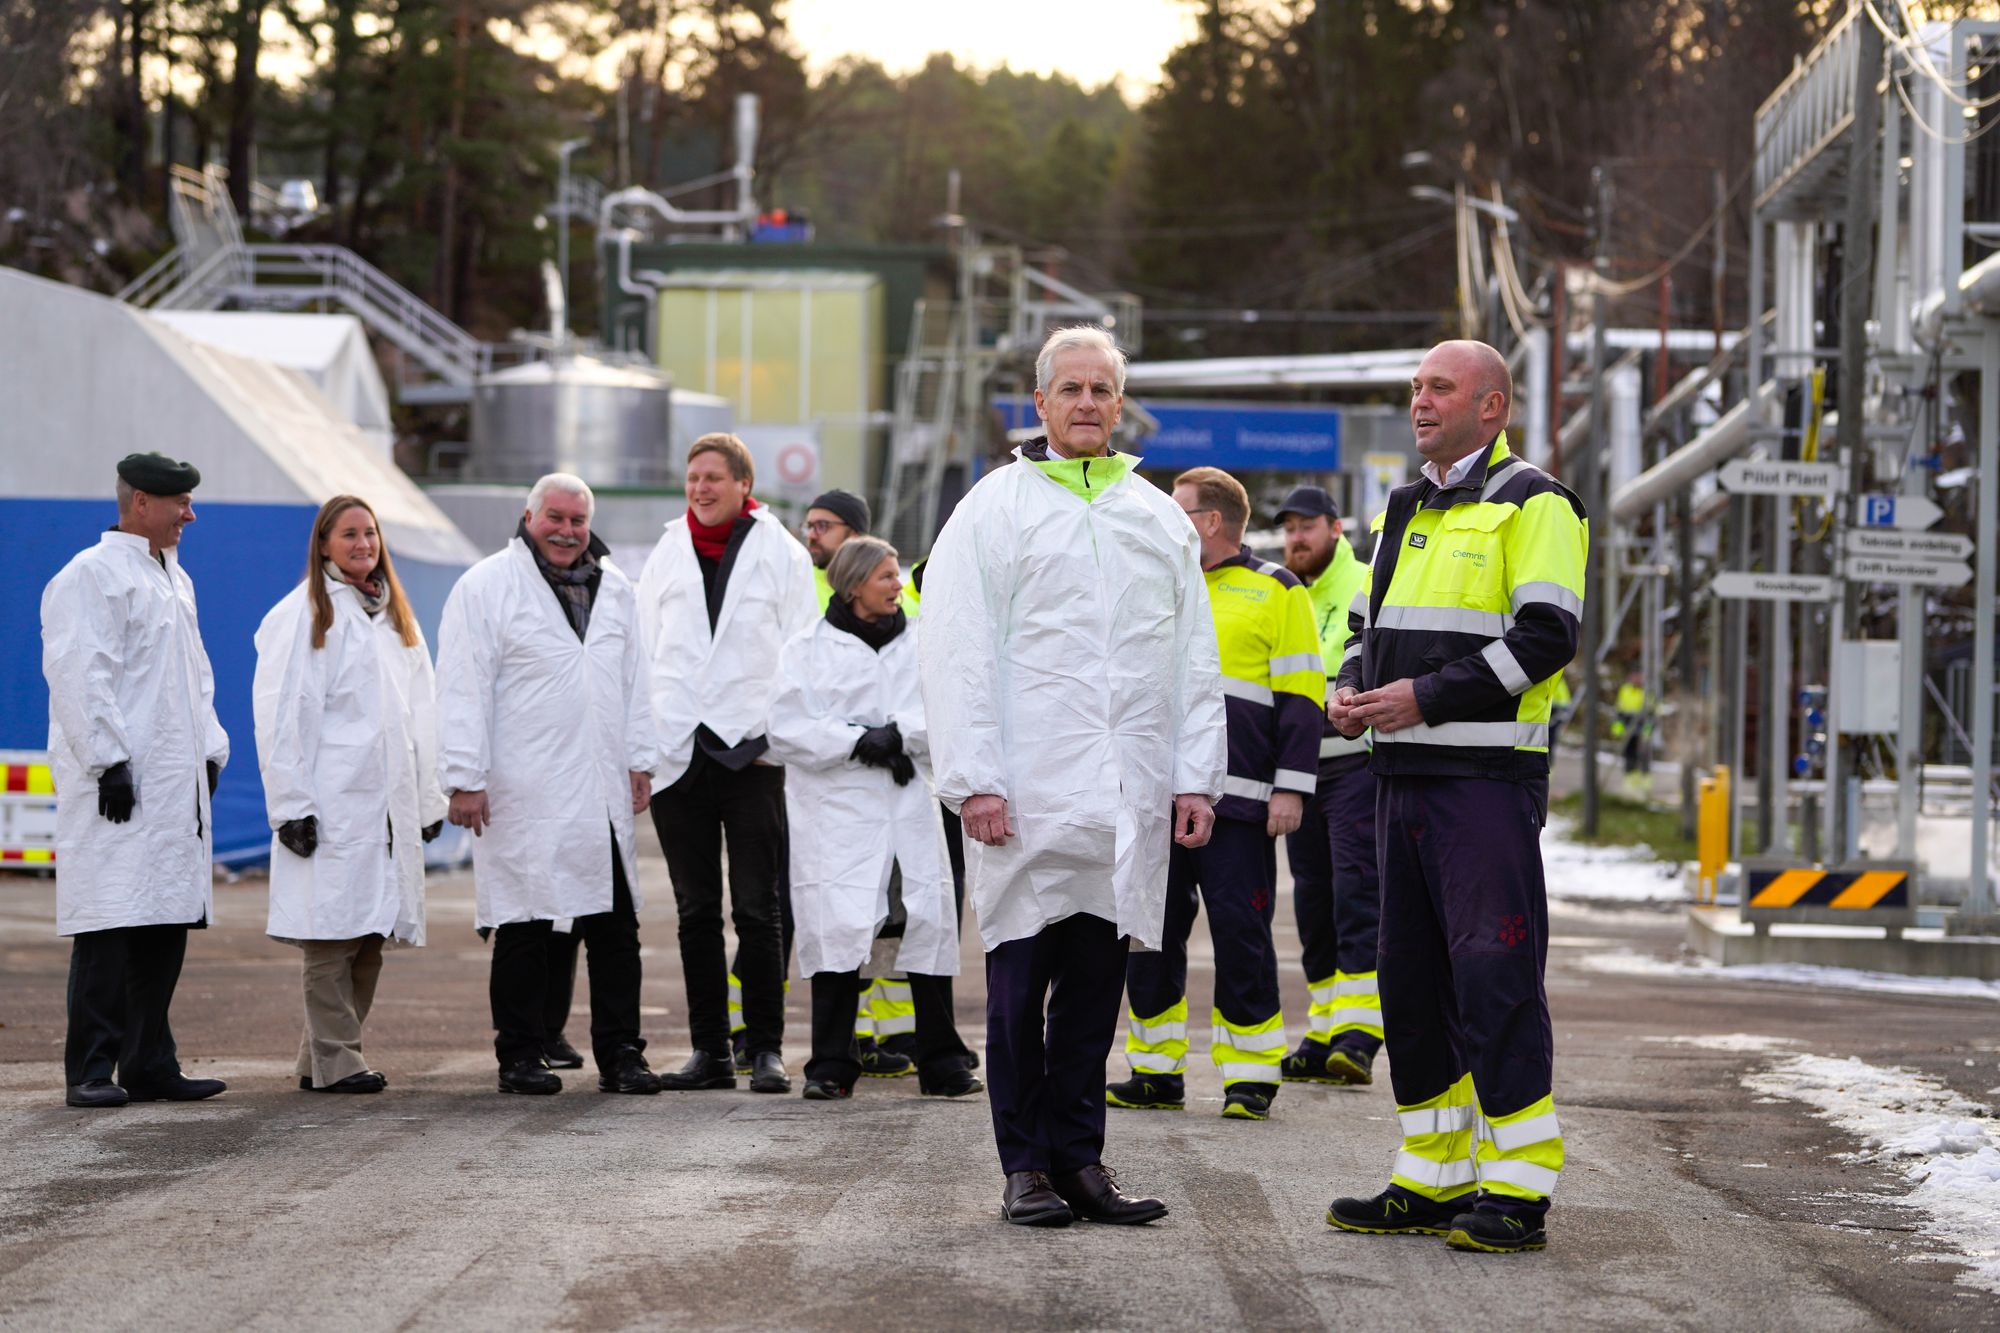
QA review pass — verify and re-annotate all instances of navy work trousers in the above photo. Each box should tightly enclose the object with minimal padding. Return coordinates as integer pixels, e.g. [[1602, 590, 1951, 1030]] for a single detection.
[[1376, 774, 1552, 1121], [1125, 815, 1283, 1090], [985, 912, 1127, 1175], [65, 922, 190, 1086], [1285, 755, 1382, 1056]]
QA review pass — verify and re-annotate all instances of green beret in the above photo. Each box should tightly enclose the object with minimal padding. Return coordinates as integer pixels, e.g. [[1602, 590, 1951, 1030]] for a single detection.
[[116, 452, 202, 495]]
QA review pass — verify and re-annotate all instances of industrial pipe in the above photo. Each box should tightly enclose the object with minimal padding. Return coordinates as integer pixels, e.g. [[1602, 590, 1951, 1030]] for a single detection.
[[1609, 380, 1778, 524]]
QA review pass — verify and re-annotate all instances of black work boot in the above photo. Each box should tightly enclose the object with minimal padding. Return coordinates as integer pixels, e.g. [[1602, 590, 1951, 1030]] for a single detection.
[[1324, 1042, 1376, 1086], [1447, 1205, 1548, 1253], [498, 1059, 561, 1095], [1281, 1038, 1337, 1084], [598, 1046, 662, 1094], [657, 1050, 736, 1091], [1105, 1074, 1184, 1110], [1325, 1185, 1461, 1235]]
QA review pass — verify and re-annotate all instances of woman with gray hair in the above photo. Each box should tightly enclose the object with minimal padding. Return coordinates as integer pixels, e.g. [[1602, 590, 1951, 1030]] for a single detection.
[[766, 536, 980, 1100]]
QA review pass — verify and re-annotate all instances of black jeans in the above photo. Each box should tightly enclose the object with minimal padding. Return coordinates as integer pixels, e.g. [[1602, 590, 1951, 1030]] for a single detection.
[[65, 923, 190, 1086], [490, 831, 643, 1073], [651, 753, 788, 1057], [545, 928, 582, 1038], [806, 968, 972, 1090]]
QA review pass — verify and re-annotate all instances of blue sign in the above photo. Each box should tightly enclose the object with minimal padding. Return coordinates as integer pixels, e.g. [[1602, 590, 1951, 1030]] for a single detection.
[[994, 397, 1341, 472], [1862, 494, 1896, 527]]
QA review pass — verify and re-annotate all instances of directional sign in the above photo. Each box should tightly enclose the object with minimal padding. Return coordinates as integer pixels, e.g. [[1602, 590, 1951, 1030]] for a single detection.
[[1857, 493, 1945, 530], [1842, 554, 1974, 587], [1842, 528, 1975, 561], [1711, 572, 1839, 601], [1719, 459, 1846, 496]]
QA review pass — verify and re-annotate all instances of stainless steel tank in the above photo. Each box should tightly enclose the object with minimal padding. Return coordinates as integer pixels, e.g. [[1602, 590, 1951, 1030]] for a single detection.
[[469, 356, 674, 486]]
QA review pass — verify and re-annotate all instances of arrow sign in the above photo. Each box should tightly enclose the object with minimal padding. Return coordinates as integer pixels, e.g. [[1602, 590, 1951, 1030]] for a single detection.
[[1857, 493, 1944, 530], [1843, 528, 1975, 561], [1842, 554, 1974, 587], [1720, 459, 1846, 496], [1711, 572, 1840, 601]]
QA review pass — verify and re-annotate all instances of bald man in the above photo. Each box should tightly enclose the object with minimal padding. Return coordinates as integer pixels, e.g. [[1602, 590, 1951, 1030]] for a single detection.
[[1322, 339, 1588, 1254]]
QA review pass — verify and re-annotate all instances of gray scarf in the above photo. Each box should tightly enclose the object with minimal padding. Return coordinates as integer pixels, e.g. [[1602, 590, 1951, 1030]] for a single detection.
[[325, 561, 389, 617]]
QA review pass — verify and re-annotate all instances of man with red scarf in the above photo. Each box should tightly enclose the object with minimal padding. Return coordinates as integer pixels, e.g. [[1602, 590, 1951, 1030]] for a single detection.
[[636, 434, 817, 1093]]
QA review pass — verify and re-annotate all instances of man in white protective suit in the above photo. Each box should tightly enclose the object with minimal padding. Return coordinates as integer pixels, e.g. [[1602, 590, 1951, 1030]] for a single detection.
[[435, 472, 664, 1097], [41, 453, 231, 1109], [918, 326, 1229, 1228]]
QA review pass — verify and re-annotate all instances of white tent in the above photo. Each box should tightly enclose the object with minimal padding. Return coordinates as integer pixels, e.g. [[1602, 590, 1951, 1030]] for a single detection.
[[0, 267, 479, 862], [145, 310, 395, 455]]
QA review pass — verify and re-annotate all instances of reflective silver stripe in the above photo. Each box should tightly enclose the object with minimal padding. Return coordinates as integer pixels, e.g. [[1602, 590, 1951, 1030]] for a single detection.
[[1371, 719, 1549, 749], [1480, 467, 1518, 501], [1374, 604, 1513, 637], [874, 1014, 916, 1036], [1398, 1105, 1479, 1137], [1126, 1017, 1187, 1045], [1320, 733, 1368, 758], [1222, 775, 1275, 803], [1481, 639, 1532, 696], [1485, 1111, 1561, 1153], [1330, 1007, 1384, 1028], [1269, 651, 1321, 677], [1128, 1052, 1186, 1074], [1220, 676, 1274, 706], [1392, 1151, 1479, 1189], [1477, 1158, 1560, 1196], [1348, 590, 1369, 618], [1511, 581, 1583, 618], [1212, 1025, 1288, 1055], [1339, 639, 1363, 664], [1218, 1061, 1281, 1082], [1274, 767, 1317, 792], [1334, 977, 1378, 996], [878, 981, 912, 998], [1307, 984, 1339, 1007]]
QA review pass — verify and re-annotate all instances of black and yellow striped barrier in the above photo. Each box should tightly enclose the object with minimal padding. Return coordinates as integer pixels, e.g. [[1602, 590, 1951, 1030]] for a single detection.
[[1740, 862, 1915, 929]]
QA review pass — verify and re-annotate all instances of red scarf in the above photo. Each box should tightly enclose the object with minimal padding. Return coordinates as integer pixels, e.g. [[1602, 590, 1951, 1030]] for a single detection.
[[687, 497, 759, 560]]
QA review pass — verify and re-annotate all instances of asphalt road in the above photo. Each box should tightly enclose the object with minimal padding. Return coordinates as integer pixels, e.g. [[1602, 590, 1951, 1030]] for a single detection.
[[3, 824, 1998, 1331]]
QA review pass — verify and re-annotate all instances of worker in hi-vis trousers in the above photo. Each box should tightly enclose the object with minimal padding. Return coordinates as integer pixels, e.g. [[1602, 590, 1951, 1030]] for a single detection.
[[1272, 484, 1382, 1087], [1108, 466, 1325, 1122], [1325, 340, 1585, 1255]]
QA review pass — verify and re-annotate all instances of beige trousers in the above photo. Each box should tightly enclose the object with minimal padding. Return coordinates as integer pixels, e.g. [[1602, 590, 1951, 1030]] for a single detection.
[[296, 935, 386, 1087]]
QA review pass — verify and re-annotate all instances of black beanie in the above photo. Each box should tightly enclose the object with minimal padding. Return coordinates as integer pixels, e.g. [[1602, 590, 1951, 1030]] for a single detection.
[[808, 488, 871, 535]]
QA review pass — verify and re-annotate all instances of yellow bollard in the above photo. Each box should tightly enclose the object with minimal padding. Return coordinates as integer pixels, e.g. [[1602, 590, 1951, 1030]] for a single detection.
[[1696, 766, 1730, 905]]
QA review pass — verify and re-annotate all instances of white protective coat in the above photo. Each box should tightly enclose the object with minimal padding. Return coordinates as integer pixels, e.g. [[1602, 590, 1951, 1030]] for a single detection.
[[635, 507, 817, 790], [252, 580, 446, 945], [766, 618, 959, 978], [917, 452, 1229, 951], [41, 532, 230, 936], [434, 538, 659, 929]]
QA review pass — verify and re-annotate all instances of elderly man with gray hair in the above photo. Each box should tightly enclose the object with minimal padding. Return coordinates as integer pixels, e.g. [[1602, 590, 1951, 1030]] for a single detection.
[[435, 472, 663, 1096]]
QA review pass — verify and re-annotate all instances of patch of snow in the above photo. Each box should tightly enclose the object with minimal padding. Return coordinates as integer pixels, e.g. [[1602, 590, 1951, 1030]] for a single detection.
[[1646, 1033, 1801, 1053], [1744, 1052, 2000, 1294], [1541, 816, 1686, 903], [1575, 949, 2000, 1004]]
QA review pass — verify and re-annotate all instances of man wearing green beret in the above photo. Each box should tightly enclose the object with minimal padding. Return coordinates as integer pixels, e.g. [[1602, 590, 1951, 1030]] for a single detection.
[[40, 453, 231, 1108]]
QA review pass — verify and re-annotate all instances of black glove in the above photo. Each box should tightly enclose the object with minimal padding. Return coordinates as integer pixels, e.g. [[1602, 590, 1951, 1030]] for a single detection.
[[888, 752, 917, 788], [97, 762, 136, 824], [422, 820, 444, 843], [278, 815, 318, 858], [206, 759, 220, 798], [851, 722, 903, 768]]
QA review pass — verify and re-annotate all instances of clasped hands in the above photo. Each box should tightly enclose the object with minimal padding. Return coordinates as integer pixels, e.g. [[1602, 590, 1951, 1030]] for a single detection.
[[1326, 678, 1422, 738]]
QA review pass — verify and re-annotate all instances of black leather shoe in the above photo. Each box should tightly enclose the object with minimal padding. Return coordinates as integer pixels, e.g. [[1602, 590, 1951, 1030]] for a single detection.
[[801, 1079, 851, 1101], [542, 1035, 585, 1070], [657, 1050, 736, 1090], [66, 1079, 128, 1108], [123, 1074, 226, 1102], [598, 1047, 662, 1095], [303, 1071, 387, 1094], [498, 1059, 561, 1095], [1049, 1164, 1168, 1225], [1001, 1171, 1073, 1227], [748, 1051, 791, 1094], [920, 1069, 985, 1098]]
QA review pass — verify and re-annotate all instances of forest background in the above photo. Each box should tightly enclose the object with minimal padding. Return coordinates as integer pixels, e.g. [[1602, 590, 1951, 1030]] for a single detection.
[[0, 1, 1942, 360]]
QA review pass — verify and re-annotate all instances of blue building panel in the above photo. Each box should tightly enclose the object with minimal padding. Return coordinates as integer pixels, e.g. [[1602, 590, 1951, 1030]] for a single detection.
[[994, 396, 1341, 472]]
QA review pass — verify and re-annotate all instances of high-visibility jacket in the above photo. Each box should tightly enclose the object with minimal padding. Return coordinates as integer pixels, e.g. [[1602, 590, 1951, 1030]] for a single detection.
[[1206, 547, 1325, 823], [1336, 432, 1588, 781], [813, 564, 919, 617], [1306, 536, 1370, 765], [1611, 681, 1648, 738]]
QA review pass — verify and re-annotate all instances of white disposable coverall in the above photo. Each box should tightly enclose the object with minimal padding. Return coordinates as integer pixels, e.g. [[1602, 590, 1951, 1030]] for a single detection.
[[917, 450, 1228, 952], [635, 507, 817, 790], [252, 580, 446, 945], [434, 538, 659, 929], [766, 618, 959, 978], [41, 531, 230, 936]]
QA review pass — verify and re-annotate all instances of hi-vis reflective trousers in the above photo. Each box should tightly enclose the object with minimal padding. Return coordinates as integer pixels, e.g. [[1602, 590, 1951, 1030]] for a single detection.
[[1377, 773, 1563, 1214], [1284, 756, 1382, 1054], [863, 977, 915, 1042], [1124, 817, 1286, 1091]]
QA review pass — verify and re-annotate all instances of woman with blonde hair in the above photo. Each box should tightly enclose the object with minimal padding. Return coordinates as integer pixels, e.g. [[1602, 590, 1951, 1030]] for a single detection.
[[252, 495, 446, 1093]]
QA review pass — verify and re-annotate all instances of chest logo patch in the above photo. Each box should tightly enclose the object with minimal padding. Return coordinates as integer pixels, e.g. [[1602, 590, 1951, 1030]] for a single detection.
[[1408, 532, 1427, 549]]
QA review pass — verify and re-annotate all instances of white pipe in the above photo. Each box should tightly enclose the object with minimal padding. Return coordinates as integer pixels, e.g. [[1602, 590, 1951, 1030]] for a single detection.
[[1609, 380, 1778, 523], [1912, 249, 2000, 351], [611, 230, 657, 354]]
